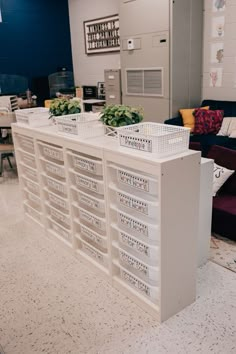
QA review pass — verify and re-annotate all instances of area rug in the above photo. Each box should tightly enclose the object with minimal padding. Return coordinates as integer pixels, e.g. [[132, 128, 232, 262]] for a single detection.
[[210, 235, 236, 273]]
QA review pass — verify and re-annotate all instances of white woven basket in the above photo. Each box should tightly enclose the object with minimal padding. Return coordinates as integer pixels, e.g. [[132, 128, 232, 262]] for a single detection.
[[15, 107, 50, 127], [55, 112, 105, 138], [117, 123, 190, 157]]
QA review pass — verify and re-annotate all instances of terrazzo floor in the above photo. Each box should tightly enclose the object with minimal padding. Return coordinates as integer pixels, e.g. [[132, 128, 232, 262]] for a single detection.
[[0, 172, 236, 354]]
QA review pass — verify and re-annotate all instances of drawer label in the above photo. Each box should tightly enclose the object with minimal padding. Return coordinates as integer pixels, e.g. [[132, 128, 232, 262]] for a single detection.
[[81, 226, 102, 245], [83, 244, 103, 263], [76, 176, 99, 193], [74, 157, 96, 173], [43, 146, 62, 161], [46, 163, 63, 177], [117, 170, 150, 192], [121, 270, 150, 297], [119, 213, 148, 237], [120, 232, 149, 256], [120, 251, 148, 276], [79, 194, 99, 210], [80, 210, 102, 229], [117, 192, 148, 215]]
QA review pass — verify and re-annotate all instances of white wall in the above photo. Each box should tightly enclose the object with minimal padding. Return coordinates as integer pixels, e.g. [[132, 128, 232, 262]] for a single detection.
[[68, 0, 120, 86], [202, 0, 236, 100]]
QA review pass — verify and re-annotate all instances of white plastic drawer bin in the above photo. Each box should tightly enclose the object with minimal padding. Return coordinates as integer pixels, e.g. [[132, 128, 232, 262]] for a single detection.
[[24, 189, 41, 208], [117, 248, 159, 285], [118, 264, 159, 303], [110, 184, 158, 218], [47, 191, 69, 213], [74, 189, 105, 214], [110, 164, 158, 195], [118, 122, 190, 157], [15, 107, 50, 127], [21, 151, 36, 169], [48, 217, 72, 243], [113, 207, 159, 243], [41, 158, 66, 179], [24, 202, 42, 223], [17, 135, 35, 153], [79, 223, 107, 250], [47, 203, 70, 229], [72, 171, 104, 195], [69, 152, 103, 176], [80, 238, 108, 267], [78, 206, 106, 232], [38, 142, 64, 163], [44, 175, 67, 197], [21, 163, 37, 181], [115, 226, 159, 266], [23, 177, 40, 196]]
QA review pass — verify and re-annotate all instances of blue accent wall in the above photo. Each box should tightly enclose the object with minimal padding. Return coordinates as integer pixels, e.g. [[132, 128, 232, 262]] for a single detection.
[[0, 0, 73, 82]]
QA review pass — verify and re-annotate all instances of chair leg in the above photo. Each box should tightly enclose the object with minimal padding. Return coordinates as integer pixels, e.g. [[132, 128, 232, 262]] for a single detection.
[[7, 156, 13, 169], [0, 153, 3, 176]]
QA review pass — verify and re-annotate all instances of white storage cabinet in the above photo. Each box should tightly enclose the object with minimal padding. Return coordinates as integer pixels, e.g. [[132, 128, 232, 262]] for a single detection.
[[12, 123, 202, 322]]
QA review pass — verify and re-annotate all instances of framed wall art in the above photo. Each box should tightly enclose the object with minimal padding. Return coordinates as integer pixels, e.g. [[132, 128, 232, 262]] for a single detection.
[[84, 14, 120, 55]]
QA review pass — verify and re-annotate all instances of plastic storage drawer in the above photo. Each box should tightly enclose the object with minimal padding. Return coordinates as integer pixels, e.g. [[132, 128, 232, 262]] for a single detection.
[[110, 184, 158, 218], [111, 164, 158, 195], [24, 202, 42, 223], [117, 248, 159, 285], [41, 158, 66, 179], [79, 222, 107, 250], [46, 203, 70, 229], [48, 217, 72, 243], [118, 263, 159, 303], [23, 177, 40, 196], [72, 171, 104, 195], [113, 206, 159, 243], [78, 206, 106, 232], [21, 163, 37, 181], [17, 135, 35, 154], [20, 151, 37, 169], [73, 188, 105, 214], [44, 175, 67, 197], [38, 142, 64, 163], [69, 152, 103, 176], [24, 189, 41, 208], [114, 226, 159, 266], [80, 237, 108, 267], [47, 190, 69, 213]]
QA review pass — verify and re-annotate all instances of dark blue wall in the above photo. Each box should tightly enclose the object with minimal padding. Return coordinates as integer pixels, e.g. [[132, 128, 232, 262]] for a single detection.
[[0, 0, 73, 82]]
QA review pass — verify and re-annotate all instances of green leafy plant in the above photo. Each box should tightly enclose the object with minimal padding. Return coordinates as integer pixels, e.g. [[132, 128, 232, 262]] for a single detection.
[[49, 98, 81, 117], [100, 104, 143, 127]]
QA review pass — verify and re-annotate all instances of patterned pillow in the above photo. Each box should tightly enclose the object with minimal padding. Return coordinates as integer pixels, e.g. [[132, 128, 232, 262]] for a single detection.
[[193, 109, 224, 135]]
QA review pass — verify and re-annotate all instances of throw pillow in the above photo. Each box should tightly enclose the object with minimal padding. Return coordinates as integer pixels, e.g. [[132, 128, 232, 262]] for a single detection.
[[213, 163, 234, 196], [179, 106, 209, 132], [193, 109, 224, 135], [217, 117, 232, 136], [228, 119, 236, 137]]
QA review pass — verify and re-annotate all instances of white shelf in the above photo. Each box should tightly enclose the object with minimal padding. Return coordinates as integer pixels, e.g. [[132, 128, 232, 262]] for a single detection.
[[12, 123, 206, 323]]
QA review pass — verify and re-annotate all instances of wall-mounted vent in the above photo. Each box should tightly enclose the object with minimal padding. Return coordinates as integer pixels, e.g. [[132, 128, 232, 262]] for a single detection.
[[126, 68, 163, 97]]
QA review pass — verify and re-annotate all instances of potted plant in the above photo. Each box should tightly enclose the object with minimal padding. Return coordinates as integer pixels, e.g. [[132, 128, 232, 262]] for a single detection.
[[49, 98, 81, 118], [100, 104, 144, 128]]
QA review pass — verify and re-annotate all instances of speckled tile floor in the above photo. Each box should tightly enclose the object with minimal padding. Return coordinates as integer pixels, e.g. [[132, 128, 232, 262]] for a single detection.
[[0, 177, 236, 354]]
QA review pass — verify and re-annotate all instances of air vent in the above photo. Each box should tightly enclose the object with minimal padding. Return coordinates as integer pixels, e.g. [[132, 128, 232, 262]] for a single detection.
[[126, 68, 163, 97]]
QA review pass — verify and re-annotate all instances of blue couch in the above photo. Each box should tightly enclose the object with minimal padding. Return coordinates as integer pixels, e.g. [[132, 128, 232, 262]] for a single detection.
[[165, 100, 236, 156]]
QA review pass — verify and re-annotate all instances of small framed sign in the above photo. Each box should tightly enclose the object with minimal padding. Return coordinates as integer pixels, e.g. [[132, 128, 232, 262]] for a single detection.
[[84, 14, 120, 55]]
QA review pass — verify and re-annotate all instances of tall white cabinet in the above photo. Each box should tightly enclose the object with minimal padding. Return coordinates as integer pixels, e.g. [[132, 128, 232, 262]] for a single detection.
[[119, 0, 203, 121], [12, 123, 203, 322]]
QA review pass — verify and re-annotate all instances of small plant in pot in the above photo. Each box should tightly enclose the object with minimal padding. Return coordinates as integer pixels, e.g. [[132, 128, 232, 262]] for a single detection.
[[100, 104, 144, 129], [49, 98, 81, 119]]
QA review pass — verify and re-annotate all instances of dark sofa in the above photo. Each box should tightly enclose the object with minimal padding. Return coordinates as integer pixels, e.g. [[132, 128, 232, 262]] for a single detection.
[[165, 100, 236, 156], [206, 145, 236, 242]]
